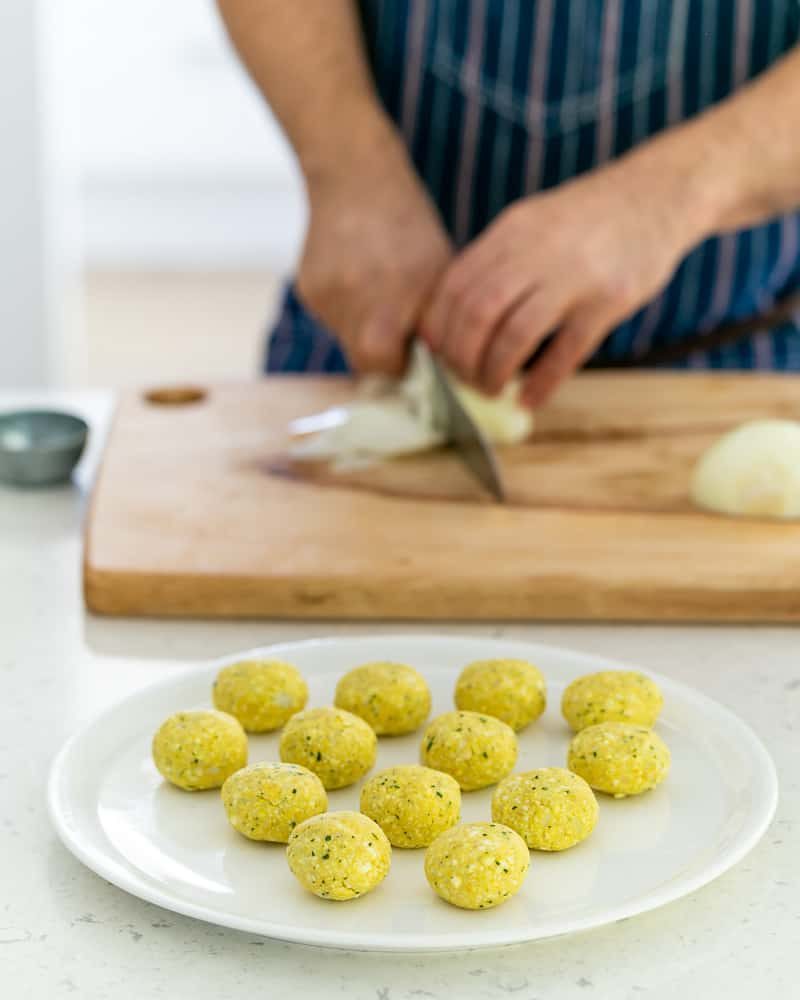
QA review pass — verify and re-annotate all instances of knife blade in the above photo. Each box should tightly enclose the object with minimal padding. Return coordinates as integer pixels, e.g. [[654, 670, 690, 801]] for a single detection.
[[426, 347, 506, 502]]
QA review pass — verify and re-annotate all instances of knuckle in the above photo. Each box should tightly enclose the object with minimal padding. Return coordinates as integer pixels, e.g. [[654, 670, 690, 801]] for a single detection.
[[586, 267, 636, 312], [561, 321, 590, 344], [438, 268, 464, 304], [483, 280, 514, 314], [498, 317, 535, 354], [463, 294, 495, 329], [607, 278, 636, 311]]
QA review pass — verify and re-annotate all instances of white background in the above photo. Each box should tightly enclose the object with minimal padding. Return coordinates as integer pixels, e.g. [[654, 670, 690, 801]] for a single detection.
[[1, 0, 305, 387], [67, 0, 306, 269]]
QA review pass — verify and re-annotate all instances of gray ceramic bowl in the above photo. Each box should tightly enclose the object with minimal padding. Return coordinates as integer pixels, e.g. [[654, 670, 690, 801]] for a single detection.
[[0, 410, 89, 486]]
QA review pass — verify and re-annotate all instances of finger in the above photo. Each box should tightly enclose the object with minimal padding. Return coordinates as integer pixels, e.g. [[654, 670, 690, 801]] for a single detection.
[[420, 239, 506, 352], [479, 289, 569, 394], [356, 301, 413, 376], [436, 268, 532, 383], [519, 309, 611, 408]]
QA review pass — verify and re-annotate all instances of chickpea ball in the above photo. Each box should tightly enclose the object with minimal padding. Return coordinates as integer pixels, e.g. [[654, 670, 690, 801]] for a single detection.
[[279, 707, 377, 790], [492, 767, 598, 851], [424, 822, 529, 910], [287, 811, 391, 901], [455, 658, 546, 731], [561, 670, 663, 732], [334, 662, 431, 735], [212, 659, 308, 733], [420, 711, 517, 791], [152, 710, 247, 791], [221, 761, 327, 842], [568, 722, 670, 797], [360, 765, 461, 848]]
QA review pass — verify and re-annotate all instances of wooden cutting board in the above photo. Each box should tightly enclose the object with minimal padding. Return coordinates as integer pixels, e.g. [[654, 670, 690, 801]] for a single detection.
[[84, 373, 800, 622]]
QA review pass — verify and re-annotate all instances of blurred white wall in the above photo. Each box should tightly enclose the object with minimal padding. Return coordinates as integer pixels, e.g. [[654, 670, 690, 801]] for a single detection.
[[0, 0, 48, 386], [0, 0, 83, 387], [1, 0, 303, 388], [68, 0, 306, 271]]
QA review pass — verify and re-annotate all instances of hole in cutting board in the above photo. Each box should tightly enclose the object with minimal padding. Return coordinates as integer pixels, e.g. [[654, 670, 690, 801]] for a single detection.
[[144, 385, 207, 406]]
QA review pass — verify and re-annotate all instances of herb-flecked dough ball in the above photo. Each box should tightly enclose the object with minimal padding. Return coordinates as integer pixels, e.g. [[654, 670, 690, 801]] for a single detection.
[[221, 762, 327, 842], [360, 765, 461, 848], [424, 822, 529, 910], [420, 711, 517, 791], [561, 670, 663, 732], [279, 707, 377, 789], [152, 710, 247, 791], [334, 661, 431, 735], [287, 811, 391, 901], [212, 659, 308, 733], [492, 767, 598, 851], [454, 658, 546, 731], [568, 722, 670, 797]]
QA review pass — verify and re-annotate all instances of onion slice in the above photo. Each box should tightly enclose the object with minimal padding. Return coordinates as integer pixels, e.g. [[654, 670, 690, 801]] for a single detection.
[[289, 343, 533, 466]]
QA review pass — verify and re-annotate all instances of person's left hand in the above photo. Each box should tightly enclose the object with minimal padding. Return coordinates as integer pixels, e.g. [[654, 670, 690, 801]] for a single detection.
[[420, 157, 703, 407]]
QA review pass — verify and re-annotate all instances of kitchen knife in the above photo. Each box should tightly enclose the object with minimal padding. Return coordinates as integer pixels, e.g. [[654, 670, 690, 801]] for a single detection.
[[426, 347, 507, 502]]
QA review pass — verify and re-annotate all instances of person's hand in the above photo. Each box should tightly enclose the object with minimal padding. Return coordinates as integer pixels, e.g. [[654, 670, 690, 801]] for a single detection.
[[420, 157, 704, 406], [297, 145, 452, 375]]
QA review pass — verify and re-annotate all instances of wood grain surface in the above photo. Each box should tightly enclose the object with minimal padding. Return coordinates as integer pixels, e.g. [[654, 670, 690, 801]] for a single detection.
[[84, 373, 800, 621]]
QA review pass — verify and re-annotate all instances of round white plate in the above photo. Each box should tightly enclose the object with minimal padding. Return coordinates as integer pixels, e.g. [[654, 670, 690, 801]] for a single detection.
[[48, 636, 777, 952]]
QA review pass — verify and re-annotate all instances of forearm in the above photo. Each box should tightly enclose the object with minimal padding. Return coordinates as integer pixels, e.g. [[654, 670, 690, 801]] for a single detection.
[[216, 0, 405, 184], [622, 44, 800, 245]]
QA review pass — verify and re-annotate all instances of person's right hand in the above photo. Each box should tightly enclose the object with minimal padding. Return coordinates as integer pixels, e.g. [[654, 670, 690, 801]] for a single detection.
[[297, 145, 452, 376]]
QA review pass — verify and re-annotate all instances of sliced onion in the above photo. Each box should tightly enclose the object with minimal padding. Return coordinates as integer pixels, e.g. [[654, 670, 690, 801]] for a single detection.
[[289, 343, 533, 466]]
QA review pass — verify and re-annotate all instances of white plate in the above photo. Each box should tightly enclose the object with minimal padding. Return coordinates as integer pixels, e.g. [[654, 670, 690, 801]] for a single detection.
[[48, 636, 777, 952]]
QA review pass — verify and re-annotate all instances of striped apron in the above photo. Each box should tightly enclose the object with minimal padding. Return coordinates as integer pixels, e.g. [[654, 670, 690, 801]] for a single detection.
[[267, 0, 800, 373]]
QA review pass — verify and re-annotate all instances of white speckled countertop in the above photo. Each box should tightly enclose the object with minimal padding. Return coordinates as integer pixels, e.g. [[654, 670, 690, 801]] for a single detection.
[[1, 391, 797, 1000]]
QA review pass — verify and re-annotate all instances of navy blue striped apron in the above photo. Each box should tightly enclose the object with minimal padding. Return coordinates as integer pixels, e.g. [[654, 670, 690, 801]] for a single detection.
[[268, 0, 800, 373]]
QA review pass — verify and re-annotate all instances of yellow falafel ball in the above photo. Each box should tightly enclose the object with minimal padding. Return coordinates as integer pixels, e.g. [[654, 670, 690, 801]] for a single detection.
[[561, 670, 663, 732], [221, 761, 327, 842], [212, 659, 308, 733], [360, 765, 461, 848], [279, 707, 377, 789], [424, 822, 529, 910], [568, 721, 670, 797], [492, 767, 598, 851], [287, 810, 391, 900], [334, 662, 431, 735], [420, 711, 517, 791], [152, 710, 247, 791], [454, 658, 546, 731]]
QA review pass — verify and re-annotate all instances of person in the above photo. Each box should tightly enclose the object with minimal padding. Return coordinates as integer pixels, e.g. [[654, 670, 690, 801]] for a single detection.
[[218, 0, 800, 407]]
